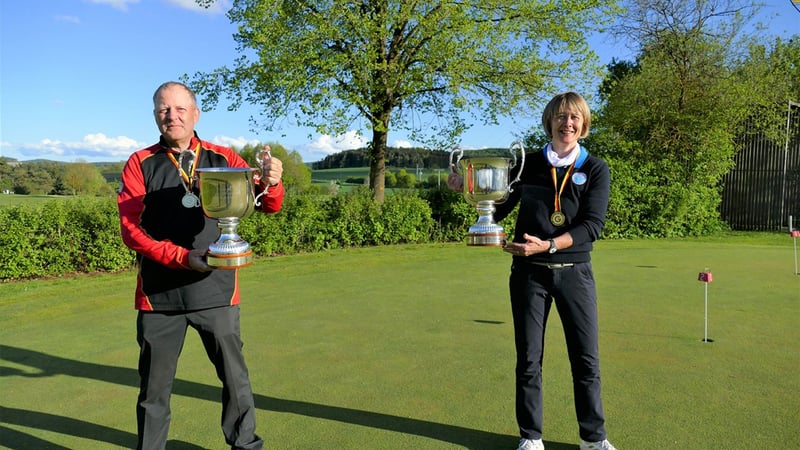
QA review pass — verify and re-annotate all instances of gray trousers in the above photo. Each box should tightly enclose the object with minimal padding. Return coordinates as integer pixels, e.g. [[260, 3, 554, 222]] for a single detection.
[[509, 262, 607, 442], [135, 306, 263, 450]]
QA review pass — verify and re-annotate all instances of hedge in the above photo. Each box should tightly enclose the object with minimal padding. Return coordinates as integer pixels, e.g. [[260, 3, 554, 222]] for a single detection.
[[0, 188, 477, 281]]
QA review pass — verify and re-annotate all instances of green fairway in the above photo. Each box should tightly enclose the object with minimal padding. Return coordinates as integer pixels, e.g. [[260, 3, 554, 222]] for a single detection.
[[1, 237, 798, 449], [0, 194, 72, 208]]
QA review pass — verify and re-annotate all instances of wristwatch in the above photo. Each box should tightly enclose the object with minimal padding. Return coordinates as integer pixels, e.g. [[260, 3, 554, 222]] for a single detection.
[[548, 239, 557, 254]]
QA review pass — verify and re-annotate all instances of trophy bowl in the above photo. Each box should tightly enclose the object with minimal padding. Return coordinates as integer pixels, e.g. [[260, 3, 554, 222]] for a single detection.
[[450, 141, 525, 246], [196, 167, 258, 269]]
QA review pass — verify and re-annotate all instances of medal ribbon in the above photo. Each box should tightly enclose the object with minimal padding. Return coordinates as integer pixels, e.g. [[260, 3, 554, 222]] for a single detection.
[[167, 142, 202, 188], [550, 162, 575, 215]]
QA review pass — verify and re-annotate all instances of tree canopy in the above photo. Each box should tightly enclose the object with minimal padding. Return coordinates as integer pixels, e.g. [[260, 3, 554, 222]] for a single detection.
[[189, 0, 617, 201], [590, 0, 799, 237]]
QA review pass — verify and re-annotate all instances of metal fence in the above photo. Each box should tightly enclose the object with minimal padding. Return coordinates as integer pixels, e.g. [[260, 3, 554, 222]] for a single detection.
[[720, 102, 800, 231]]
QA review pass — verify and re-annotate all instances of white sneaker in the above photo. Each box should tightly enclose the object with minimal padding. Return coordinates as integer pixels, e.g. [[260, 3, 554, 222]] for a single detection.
[[517, 438, 544, 450], [580, 439, 617, 450]]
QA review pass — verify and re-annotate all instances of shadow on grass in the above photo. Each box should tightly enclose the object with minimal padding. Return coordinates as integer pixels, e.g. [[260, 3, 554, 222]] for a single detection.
[[0, 345, 577, 450], [0, 410, 204, 450]]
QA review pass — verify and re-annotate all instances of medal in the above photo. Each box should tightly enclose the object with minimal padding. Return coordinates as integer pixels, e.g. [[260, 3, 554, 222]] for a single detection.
[[550, 160, 575, 228], [168, 143, 203, 208], [182, 191, 200, 208], [550, 211, 565, 226]]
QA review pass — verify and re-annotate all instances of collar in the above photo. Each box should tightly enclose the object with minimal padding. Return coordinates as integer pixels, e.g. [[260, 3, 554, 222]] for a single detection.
[[159, 132, 202, 153], [544, 143, 589, 169]]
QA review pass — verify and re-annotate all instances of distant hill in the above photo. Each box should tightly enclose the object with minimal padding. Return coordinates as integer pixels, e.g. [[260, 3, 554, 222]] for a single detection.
[[311, 146, 511, 170], [0, 157, 123, 167]]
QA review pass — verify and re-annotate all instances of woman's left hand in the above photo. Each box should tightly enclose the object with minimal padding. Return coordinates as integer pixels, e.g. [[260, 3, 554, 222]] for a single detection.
[[503, 233, 547, 256]]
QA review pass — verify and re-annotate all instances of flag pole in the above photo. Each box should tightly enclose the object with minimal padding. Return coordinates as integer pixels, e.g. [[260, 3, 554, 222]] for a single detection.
[[698, 268, 713, 343]]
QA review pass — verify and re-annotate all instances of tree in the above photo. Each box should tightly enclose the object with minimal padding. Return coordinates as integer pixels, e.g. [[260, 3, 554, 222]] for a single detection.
[[61, 162, 107, 196], [593, 0, 795, 236], [238, 142, 313, 191], [0, 159, 14, 193], [394, 168, 416, 188], [190, 0, 617, 202], [13, 161, 59, 195], [735, 37, 800, 142], [384, 170, 397, 188]]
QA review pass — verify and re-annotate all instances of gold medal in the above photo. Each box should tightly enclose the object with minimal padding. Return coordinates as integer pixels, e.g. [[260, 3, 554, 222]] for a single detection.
[[550, 157, 575, 228], [550, 211, 565, 226]]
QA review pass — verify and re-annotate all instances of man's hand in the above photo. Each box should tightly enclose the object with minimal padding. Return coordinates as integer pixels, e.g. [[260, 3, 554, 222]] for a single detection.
[[188, 248, 213, 272], [260, 145, 283, 187]]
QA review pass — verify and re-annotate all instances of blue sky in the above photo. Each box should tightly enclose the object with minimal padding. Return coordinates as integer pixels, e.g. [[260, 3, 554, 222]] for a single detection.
[[1, 0, 798, 164]]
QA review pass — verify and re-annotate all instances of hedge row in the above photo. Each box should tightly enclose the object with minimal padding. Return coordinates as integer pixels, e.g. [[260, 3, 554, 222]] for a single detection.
[[0, 197, 132, 280], [0, 188, 500, 281]]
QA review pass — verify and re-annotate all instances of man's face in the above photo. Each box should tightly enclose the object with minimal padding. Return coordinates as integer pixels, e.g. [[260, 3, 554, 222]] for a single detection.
[[153, 85, 200, 148]]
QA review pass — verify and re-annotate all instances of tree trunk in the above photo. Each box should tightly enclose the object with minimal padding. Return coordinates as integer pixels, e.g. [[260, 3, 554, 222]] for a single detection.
[[369, 126, 388, 204]]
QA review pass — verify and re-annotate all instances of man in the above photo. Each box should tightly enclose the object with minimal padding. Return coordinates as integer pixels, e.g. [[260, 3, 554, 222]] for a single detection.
[[117, 81, 284, 450]]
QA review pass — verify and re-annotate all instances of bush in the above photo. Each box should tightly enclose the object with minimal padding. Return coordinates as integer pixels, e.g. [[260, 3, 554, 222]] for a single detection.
[[0, 188, 474, 281], [421, 187, 475, 242], [379, 191, 434, 244], [241, 188, 436, 253], [0, 198, 134, 280]]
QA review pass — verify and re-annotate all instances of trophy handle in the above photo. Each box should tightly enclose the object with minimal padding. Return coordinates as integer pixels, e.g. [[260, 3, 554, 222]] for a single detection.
[[508, 141, 526, 191], [253, 147, 271, 207], [448, 146, 463, 174]]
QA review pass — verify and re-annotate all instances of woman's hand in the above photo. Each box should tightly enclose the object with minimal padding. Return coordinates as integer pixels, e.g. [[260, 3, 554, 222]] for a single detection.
[[502, 233, 548, 256]]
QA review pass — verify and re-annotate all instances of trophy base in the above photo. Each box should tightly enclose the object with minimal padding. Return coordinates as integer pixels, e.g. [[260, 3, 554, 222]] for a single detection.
[[467, 202, 506, 246], [207, 250, 254, 269], [467, 231, 507, 246]]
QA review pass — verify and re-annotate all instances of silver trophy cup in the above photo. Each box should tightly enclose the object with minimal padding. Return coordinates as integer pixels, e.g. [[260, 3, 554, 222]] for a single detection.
[[450, 141, 525, 246], [195, 149, 270, 269]]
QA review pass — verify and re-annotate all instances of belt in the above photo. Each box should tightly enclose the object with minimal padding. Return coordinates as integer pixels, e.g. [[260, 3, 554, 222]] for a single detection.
[[529, 262, 575, 269]]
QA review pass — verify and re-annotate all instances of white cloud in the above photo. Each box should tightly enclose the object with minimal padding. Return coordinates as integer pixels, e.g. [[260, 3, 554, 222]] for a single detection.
[[85, 0, 140, 12], [290, 130, 367, 163], [304, 131, 367, 154], [392, 140, 413, 148], [164, 0, 231, 14], [210, 135, 261, 149], [78, 133, 143, 154], [6, 134, 146, 162]]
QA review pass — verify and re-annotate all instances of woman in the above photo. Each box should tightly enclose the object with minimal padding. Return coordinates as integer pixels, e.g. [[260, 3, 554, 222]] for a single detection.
[[449, 92, 616, 450]]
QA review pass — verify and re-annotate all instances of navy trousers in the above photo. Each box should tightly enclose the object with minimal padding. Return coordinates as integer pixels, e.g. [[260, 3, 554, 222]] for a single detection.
[[135, 306, 263, 450], [509, 262, 607, 442]]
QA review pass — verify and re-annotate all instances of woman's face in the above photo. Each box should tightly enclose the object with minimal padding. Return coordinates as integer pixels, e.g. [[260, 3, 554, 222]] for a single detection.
[[550, 108, 584, 153]]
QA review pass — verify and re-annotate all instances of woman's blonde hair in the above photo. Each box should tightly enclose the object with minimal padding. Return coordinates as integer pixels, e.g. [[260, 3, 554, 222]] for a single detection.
[[541, 92, 591, 139]]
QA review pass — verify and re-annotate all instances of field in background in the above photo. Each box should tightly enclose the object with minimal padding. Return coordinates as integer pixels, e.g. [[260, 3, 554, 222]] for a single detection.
[[1, 238, 798, 449], [0, 194, 73, 207], [0, 167, 444, 204], [311, 166, 450, 190]]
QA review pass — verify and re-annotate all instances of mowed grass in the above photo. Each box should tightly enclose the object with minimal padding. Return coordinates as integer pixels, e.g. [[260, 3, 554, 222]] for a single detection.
[[0, 194, 73, 208], [1, 237, 798, 449]]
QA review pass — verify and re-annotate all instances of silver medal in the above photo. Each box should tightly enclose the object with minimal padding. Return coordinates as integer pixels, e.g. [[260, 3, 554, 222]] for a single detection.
[[182, 191, 200, 208]]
